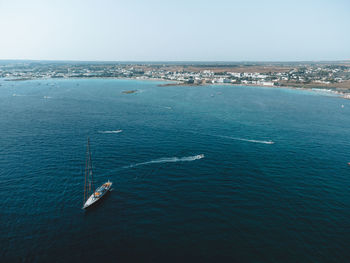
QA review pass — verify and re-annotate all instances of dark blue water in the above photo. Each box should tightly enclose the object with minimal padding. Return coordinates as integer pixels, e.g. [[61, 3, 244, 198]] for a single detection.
[[1, 79, 350, 262]]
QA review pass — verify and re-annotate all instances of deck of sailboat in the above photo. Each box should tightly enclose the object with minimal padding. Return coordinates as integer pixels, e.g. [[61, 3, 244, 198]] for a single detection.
[[83, 181, 112, 209]]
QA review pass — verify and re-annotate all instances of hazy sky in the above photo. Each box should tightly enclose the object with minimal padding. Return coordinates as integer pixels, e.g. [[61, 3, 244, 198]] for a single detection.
[[0, 0, 349, 61]]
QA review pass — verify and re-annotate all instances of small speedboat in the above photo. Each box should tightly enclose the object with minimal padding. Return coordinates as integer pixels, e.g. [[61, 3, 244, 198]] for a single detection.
[[83, 181, 112, 209]]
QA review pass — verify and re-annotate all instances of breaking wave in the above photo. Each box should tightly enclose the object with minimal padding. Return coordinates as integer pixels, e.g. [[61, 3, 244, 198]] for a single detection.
[[123, 154, 204, 169], [98, 130, 123, 134]]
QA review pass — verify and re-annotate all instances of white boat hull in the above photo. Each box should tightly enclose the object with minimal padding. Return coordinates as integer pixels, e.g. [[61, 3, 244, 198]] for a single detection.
[[83, 181, 112, 209]]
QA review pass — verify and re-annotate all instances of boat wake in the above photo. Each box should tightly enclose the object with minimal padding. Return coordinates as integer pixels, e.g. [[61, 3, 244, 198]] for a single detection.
[[188, 130, 274, 145], [217, 135, 274, 144], [98, 130, 123, 134], [123, 154, 205, 169]]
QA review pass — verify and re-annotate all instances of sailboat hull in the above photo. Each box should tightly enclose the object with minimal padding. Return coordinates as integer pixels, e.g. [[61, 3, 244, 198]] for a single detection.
[[83, 181, 112, 209]]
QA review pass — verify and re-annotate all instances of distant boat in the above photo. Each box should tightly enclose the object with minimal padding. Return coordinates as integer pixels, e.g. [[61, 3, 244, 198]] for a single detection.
[[82, 138, 112, 209]]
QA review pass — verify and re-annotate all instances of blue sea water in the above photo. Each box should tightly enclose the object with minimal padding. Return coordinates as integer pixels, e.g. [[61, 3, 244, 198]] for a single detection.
[[0, 78, 350, 262]]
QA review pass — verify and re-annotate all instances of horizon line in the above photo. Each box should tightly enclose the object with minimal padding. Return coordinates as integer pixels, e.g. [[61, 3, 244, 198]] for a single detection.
[[1, 58, 350, 64]]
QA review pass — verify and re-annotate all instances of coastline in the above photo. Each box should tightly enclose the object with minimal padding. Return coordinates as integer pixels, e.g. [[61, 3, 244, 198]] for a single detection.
[[2, 76, 349, 100], [155, 79, 349, 99]]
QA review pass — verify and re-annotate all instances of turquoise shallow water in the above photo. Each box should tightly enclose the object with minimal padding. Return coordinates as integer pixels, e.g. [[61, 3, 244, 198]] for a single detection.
[[1, 78, 350, 262]]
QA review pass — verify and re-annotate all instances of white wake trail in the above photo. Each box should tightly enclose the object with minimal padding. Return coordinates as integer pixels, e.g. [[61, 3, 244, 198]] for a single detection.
[[189, 131, 274, 145], [98, 130, 123, 134], [217, 135, 274, 144], [123, 154, 205, 169]]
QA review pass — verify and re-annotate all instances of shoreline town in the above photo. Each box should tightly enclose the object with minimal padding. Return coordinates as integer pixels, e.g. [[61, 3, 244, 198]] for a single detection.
[[1, 60, 350, 99]]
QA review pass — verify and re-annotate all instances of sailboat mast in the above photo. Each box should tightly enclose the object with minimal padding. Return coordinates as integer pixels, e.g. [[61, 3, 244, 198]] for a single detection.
[[88, 137, 95, 192], [84, 138, 89, 204]]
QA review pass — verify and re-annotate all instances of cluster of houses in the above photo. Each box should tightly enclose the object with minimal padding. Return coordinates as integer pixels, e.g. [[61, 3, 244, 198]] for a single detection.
[[136, 66, 348, 87], [0, 62, 349, 87]]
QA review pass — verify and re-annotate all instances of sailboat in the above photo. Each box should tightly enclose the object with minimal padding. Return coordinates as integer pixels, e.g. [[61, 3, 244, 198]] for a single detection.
[[83, 138, 112, 209]]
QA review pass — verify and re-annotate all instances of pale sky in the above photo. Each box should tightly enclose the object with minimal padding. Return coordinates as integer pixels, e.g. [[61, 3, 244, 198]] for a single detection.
[[0, 0, 349, 61]]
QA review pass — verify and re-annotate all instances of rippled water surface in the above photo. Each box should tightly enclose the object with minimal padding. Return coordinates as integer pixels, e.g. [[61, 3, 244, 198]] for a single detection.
[[1, 79, 350, 262]]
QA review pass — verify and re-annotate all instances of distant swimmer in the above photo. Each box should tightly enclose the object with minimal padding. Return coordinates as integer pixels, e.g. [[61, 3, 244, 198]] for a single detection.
[[348, 162, 350, 166]]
